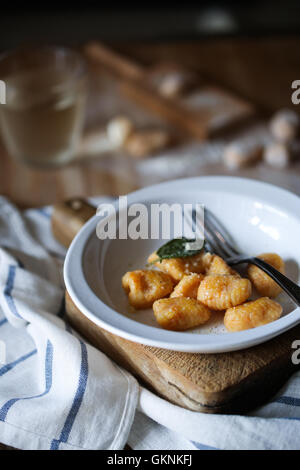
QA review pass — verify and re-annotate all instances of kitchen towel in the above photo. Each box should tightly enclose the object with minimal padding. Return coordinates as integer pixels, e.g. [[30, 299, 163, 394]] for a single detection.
[[0, 196, 300, 450], [0, 196, 138, 450]]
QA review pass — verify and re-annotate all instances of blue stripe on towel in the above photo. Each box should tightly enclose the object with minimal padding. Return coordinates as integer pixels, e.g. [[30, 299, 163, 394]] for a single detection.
[[192, 441, 218, 450], [4, 265, 22, 319], [0, 349, 37, 376], [50, 341, 88, 450], [0, 318, 7, 327], [278, 416, 300, 421], [275, 396, 300, 407], [0, 340, 53, 421], [35, 208, 51, 219]]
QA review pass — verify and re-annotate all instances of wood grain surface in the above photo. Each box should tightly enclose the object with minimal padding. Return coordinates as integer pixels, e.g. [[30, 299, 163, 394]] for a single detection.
[[66, 287, 300, 414], [1, 37, 300, 208], [0, 443, 16, 450]]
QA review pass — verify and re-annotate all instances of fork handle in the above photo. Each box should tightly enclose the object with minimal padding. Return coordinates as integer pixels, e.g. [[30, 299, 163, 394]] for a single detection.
[[228, 256, 300, 307]]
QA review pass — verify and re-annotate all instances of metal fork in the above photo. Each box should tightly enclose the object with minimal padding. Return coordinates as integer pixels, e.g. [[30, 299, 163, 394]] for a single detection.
[[203, 208, 300, 307]]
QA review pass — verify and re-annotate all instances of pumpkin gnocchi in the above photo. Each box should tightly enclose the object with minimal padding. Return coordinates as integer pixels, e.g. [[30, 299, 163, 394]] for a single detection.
[[122, 269, 174, 309], [148, 250, 212, 281], [197, 274, 251, 310], [224, 297, 282, 332], [247, 253, 285, 298], [153, 297, 212, 331], [205, 254, 239, 277], [122, 241, 287, 333], [170, 273, 205, 299]]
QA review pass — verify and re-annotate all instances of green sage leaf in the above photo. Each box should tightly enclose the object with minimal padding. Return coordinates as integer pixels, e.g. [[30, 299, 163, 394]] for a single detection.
[[156, 237, 205, 261]]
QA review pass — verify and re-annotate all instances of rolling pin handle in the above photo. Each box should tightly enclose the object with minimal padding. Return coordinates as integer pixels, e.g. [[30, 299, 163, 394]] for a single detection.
[[51, 198, 96, 248]]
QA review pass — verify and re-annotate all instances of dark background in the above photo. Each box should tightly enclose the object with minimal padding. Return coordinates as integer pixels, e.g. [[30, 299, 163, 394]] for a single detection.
[[1, 1, 300, 49]]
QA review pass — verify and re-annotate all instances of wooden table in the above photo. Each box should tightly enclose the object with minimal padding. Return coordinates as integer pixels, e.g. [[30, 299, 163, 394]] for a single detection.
[[1, 36, 300, 208], [1, 35, 300, 450]]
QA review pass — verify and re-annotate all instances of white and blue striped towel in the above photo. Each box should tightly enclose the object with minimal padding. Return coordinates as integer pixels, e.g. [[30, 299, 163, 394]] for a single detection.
[[0, 197, 138, 450], [0, 195, 300, 450]]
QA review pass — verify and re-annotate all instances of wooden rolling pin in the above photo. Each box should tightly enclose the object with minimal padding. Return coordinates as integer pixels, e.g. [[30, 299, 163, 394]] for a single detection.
[[83, 42, 255, 141], [84, 42, 208, 141]]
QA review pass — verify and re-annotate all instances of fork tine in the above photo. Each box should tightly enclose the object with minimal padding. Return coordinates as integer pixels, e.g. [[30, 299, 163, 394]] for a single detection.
[[204, 209, 240, 257], [184, 207, 236, 259], [204, 215, 234, 258], [184, 208, 224, 257], [204, 222, 231, 259]]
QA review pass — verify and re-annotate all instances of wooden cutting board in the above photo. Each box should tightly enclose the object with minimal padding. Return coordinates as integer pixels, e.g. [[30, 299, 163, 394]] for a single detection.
[[52, 198, 300, 414]]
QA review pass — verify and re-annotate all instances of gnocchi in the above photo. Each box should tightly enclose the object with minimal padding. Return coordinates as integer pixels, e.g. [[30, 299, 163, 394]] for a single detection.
[[224, 297, 282, 332], [248, 253, 285, 298], [170, 273, 205, 299], [205, 254, 239, 276], [122, 269, 174, 309], [122, 241, 286, 334], [148, 250, 212, 281], [153, 297, 211, 331], [197, 274, 251, 310]]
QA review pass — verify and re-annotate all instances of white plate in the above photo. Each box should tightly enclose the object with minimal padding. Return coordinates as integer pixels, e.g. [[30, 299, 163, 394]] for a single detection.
[[64, 176, 300, 353]]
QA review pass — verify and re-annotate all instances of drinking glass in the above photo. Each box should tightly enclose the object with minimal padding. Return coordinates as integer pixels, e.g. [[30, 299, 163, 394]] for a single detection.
[[0, 46, 87, 167]]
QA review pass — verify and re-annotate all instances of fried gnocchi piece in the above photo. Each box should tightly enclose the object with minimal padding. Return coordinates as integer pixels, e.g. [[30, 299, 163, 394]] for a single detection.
[[247, 253, 285, 298], [122, 270, 174, 309], [205, 255, 239, 277], [224, 297, 282, 332], [197, 275, 251, 310], [153, 297, 211, 331], [170, 273, 205, 299], [148, 250, 212, 282]]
